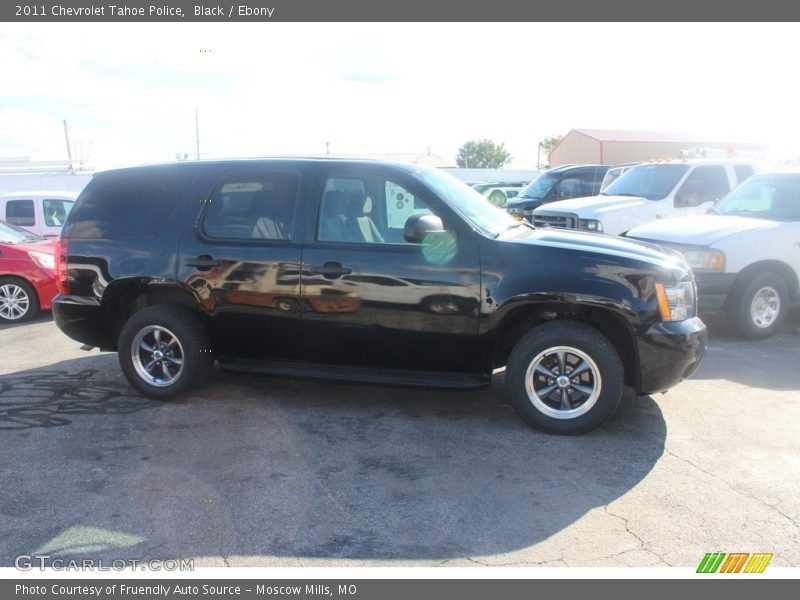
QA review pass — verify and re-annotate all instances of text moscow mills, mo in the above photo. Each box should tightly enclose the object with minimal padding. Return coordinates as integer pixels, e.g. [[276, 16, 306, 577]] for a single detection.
[[15, 4, 276, 18], [16, 584, 359, 597]]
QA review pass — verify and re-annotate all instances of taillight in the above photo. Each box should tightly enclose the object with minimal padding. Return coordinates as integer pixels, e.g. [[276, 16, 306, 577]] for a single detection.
[[55, 238, 70, 295]]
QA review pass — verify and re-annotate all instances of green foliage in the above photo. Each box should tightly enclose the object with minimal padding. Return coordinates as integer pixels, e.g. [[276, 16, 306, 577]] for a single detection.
[[456, 139, 512, 169]]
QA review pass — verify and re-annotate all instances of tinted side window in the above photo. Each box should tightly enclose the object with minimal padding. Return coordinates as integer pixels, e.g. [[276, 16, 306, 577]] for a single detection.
[[43, 199, 74, 227], [318, 173, 437, 244], [733, 165, 755, 186], [67, 172, 188, 238], [5, 199, 35, 227], [675, 166, 730, 207], [202, 171, 298, 241]]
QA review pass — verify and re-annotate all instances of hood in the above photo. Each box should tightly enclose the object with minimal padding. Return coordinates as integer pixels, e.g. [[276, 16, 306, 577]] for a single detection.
[[14, 238, 56, 254], [0, 238, 55, 259], [626, 215, 777, 246], [505, 196, 546, 209], [535, 195, 648, 214], [503, 225, 685, 272]]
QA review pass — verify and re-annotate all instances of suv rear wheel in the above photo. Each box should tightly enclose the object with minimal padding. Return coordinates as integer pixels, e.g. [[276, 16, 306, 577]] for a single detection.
[[506, 321, 624, 434], [118, 305, 214, 399], [0, 277, 39, 323]]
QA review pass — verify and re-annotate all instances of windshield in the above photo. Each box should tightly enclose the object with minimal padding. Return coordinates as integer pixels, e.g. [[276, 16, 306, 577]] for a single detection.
[[516, 172, 560, 200], [414, 168, 519, 237], [603, 164, 690, 200], [717, 174, 800, 221], [0, 220, 42, 244]]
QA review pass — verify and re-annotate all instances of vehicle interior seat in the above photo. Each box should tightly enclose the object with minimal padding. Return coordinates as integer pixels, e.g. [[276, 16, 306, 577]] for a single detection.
[[345, 194, 384, 243], [319, 190, 349, 242], [250, 189, 286, 240]]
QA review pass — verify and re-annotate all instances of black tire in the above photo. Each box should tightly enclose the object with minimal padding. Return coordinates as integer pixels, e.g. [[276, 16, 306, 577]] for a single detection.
[[0, 277, 39, 323], [727, 272, 789, 339], [117, 305, 214, 399], [506, 321, 624, 435]]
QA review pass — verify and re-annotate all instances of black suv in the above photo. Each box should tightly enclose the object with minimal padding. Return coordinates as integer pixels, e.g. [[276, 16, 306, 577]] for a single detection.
[[53, 159, 706, 434], [505, 164, 610, 221]]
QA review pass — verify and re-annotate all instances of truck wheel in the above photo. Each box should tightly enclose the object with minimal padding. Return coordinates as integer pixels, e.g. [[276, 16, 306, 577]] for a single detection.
[[728, 272, 788, 339], [506, 321, 623, 434], [0, 277, 39, 323], [118, 306, 214, 399]]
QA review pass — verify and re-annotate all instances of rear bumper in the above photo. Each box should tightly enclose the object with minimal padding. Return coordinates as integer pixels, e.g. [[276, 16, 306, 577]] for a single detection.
[[695, 272, 737, 314], [52, 294, 114, 350], [636, 316, 708, 395]]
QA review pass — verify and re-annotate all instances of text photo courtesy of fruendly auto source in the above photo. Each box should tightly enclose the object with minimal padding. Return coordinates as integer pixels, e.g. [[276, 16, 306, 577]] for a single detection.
[[0, 22, 798, 572]]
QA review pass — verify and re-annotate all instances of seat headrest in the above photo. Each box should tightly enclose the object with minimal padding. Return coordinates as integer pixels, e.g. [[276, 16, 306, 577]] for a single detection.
[[323, 190, 348, 215]]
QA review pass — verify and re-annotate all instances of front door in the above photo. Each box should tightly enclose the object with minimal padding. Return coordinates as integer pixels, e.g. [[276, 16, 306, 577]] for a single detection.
[[298, 166, 483, 374]]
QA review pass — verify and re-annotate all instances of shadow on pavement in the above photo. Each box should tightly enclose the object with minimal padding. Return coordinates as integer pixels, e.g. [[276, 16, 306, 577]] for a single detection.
[[693, 308, 800, 391], [0, 354, 666, 563]]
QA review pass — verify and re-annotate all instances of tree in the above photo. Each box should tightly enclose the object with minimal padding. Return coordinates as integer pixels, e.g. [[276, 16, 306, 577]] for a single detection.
[[455, 139, 512, 169], [538, 134, 564, 168]]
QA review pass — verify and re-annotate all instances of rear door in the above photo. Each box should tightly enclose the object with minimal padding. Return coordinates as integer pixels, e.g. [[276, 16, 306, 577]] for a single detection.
[[177, 166, 305, 362], [298, 164, 483, 374]]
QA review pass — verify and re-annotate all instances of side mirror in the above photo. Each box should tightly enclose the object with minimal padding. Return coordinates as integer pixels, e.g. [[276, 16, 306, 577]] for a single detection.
[[404, 214, 445, 244]]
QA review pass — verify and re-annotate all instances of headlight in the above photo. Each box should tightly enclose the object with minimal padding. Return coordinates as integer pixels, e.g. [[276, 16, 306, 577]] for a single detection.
[[655, 281, 696, 322], [578, 219, 603, 232], [28, 250, 55, 270], [681, 249, 725, 272]]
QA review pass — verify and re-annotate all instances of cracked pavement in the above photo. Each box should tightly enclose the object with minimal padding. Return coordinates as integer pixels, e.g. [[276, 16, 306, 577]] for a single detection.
[[0, 311, 798, 568]]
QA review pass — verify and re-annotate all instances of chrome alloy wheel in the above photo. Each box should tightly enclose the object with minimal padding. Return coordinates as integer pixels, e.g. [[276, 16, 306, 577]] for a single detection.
[[750, 286, 781, 329], [131, 325, 185, 387], [0, 283, 30, 320], [524, 345, 602, 420]]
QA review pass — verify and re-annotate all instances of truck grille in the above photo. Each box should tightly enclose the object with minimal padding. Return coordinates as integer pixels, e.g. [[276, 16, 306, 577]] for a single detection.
[[533, 213, 577, 229]]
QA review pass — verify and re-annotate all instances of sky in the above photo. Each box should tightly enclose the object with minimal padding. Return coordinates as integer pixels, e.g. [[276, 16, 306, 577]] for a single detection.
[[1, 22, 799, 170]]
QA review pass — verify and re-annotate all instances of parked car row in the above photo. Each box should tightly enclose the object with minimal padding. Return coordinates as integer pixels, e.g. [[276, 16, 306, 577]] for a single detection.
[[504, 160, 798, 339], [531, 159, 757, 235]]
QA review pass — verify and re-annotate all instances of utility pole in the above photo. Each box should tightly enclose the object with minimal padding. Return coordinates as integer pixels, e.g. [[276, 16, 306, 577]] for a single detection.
[[195, 107, 201, 160], [63, 120, 73, 169]]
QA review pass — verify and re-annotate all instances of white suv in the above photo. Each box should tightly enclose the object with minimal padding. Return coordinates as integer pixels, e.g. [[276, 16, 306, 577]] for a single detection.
[[533, 159, 757, 235], [0, 191, 78, 238], [627, 170, 800, 338]]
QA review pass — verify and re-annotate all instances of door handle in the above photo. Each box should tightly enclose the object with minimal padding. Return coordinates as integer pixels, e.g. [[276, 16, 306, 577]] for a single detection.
[[308, 262, 352, 279], [185, 255, 221, 271]]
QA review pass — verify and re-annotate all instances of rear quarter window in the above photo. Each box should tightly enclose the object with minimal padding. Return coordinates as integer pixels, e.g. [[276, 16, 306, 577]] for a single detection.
[[66, 170, 192, 238]]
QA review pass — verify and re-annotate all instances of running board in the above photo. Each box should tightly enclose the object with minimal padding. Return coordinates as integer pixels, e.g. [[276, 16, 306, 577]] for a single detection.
[[217, 358, 491, 389]]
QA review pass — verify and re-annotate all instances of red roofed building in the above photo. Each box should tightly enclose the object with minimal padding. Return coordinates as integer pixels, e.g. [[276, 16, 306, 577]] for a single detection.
[[549, 129, 767, 166]]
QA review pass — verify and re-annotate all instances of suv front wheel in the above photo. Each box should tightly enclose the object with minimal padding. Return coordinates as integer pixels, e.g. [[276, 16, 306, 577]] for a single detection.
[[118, 306, 214, 399], [506, 321, 623, 434]]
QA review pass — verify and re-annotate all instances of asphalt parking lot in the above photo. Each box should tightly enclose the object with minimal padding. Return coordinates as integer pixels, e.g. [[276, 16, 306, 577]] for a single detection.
[[1, 311, 798, 568]]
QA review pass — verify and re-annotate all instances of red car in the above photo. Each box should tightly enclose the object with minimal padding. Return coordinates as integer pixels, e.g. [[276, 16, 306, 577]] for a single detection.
[[0, 219, 57, 323]]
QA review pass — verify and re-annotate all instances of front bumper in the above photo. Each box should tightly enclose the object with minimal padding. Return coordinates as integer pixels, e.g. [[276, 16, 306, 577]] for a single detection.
[[52, 294, 114, 350], [694, 272, 737, 314], [636, 316, 708, 395]]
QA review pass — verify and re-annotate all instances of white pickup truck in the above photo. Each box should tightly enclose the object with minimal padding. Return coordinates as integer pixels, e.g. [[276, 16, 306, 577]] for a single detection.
[[626, 170, 800, 338], [532, 159, 757, 235]]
